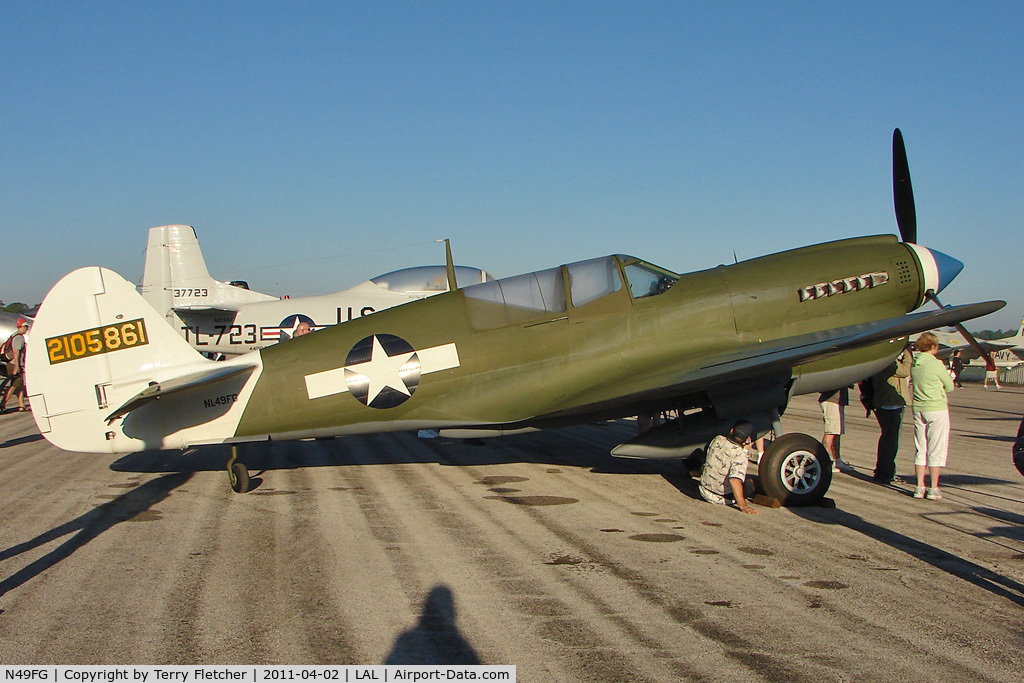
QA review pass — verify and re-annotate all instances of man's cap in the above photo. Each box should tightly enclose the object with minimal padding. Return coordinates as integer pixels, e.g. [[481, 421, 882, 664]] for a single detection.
[[730, 421, 754, 444], [16, 318, 29, 327]]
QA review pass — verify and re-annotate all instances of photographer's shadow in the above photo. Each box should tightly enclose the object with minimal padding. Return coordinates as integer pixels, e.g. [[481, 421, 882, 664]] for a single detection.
[[383, 585, 481, 665]]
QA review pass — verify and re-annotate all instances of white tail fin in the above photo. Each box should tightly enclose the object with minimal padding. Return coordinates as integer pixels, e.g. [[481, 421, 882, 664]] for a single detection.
[[140, 225, 277, 314], [27, 267, 260, 453]]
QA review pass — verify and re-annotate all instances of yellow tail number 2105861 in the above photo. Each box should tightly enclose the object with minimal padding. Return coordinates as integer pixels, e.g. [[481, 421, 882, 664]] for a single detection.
[[46, 319, 149, 364]]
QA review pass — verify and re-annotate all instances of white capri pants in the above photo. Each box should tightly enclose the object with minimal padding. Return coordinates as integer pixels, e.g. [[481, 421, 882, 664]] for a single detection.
[[821, 401, 844, 435], [913, 410, 950, 468]]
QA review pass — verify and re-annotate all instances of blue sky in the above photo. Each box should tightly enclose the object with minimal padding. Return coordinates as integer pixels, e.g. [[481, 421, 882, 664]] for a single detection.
[[2, 2, 1021, 330]]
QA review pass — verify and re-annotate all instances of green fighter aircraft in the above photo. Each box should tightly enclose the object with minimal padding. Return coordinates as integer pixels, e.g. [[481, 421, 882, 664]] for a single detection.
[[26, 130, 1003, 504]]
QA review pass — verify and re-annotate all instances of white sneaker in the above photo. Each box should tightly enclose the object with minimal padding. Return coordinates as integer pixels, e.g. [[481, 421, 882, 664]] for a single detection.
[[913, 486, 926, 499], [926, 487, 942, 500], [833, 457, 854, 473]]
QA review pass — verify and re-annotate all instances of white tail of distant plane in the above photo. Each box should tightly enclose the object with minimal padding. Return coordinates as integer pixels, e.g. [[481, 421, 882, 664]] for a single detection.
[[140, 225, 277, 317], [990, 315, 1024, 345]]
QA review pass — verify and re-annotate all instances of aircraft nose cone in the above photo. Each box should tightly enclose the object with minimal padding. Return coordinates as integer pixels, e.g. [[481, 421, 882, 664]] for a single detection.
[[907, 244, 964, 296], [929, 248, 964, 294]]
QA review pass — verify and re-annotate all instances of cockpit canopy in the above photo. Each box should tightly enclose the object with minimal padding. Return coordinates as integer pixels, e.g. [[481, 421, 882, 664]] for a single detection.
[[461, 255, 678, 330], [370, 265, 494, 293], [616, 255, 680, 300]]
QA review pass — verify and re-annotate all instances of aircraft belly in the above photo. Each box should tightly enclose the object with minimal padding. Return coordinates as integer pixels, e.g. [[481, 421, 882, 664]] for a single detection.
[[790, 339, 903, 395]]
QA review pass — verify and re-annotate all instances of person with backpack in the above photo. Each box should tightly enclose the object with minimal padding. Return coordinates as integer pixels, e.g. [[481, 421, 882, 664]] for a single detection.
[[867, 343, 913, 485], [1, 317, 30, 413]]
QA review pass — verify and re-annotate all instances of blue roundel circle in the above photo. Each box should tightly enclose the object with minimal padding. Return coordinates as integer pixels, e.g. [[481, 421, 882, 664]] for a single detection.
[[278, 314, 316, 329], [343, 334, 422, 409]]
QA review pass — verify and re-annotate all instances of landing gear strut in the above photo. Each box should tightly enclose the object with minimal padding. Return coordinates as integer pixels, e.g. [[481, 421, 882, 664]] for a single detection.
[[227, 444, 250, 493]]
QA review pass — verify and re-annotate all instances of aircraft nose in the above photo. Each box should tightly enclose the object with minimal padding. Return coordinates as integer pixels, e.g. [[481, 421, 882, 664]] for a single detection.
[[907, 244, 964, 296], [929, 248, 964, 293]]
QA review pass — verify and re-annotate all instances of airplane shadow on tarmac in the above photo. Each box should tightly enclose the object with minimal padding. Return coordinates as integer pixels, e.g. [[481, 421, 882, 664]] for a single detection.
[[0, 472, 191, 598], [961, 432, 1018, 444], [109, 422, 683, 491], [790, 505, 1024, 608], [382, 585, 481, 665], [0, 433, 44, 448], [971, 507, 1024, 543], [935, 473, 1016, 487]]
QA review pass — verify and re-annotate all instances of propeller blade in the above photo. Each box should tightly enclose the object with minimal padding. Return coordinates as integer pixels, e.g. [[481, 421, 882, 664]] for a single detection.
[[893, 128, 918, 244], [925, 291, 995, 367]]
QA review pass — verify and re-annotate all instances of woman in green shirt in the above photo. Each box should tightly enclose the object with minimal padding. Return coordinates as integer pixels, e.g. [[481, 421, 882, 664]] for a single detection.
[[910, 332, 954, 500]]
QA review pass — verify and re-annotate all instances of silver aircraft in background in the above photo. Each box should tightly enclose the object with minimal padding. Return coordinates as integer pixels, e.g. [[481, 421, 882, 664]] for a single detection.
[[139, 225, 492, 356]]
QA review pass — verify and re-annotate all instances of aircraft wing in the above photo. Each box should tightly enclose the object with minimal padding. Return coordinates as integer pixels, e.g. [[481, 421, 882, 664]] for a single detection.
[[544, 300, 1004, 422], [671, 301, 1003, 388], [936, 339, 1015, 360], [105, 362, 257, 423]]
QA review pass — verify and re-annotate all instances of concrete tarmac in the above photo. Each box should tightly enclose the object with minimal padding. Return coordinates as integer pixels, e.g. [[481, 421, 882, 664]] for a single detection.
[[1, 385, 1022, 681]]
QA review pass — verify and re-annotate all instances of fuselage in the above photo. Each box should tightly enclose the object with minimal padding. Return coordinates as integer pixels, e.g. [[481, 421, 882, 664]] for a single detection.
[[231, 235, 931, 441]]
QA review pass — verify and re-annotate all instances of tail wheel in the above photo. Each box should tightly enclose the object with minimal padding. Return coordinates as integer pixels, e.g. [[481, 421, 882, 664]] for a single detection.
[[229, 462, 250, 493], [757, 433, 832, 506], [226, 444, 250, 493]]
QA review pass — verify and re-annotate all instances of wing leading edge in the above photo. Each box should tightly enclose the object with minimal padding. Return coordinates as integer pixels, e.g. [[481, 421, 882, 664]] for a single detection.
[[534, 300, 1005, 424], [674, 300, 1005, 390]]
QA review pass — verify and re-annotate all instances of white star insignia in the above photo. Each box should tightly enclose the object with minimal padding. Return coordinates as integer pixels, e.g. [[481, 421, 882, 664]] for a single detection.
[[304, 340, 460, 402], [344, 335, 418, 404]]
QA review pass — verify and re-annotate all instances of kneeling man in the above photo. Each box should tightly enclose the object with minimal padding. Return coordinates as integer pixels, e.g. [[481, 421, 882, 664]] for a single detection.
[[699, 420, 759, 515]]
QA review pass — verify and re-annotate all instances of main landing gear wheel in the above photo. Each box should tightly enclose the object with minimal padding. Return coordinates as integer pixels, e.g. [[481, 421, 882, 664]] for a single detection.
[[757, 433, 832, 506], [227, 445, 250, 493]]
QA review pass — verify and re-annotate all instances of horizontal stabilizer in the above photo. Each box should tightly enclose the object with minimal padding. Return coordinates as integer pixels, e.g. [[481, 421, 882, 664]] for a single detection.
[[106, 363, 257, 423], [172, 304, 240, 313]]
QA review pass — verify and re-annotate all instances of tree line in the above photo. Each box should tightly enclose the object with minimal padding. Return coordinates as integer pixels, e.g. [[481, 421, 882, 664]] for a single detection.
[[0, 301, 39, 315]]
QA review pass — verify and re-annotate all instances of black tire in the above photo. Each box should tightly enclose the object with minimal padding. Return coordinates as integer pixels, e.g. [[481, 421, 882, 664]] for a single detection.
[[229, 462, 250, 493], [757, 432, 832, 506], [684, 448, 706, 478]]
